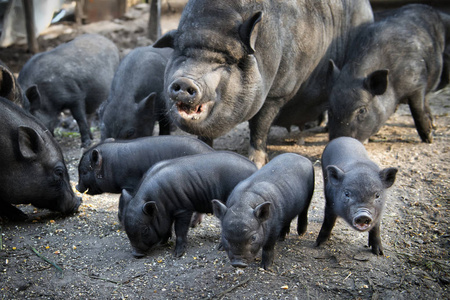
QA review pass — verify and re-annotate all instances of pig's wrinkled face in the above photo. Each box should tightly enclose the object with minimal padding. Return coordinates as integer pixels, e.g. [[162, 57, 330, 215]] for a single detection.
[[333, 169, 386, 232], [328, 83, 379, 143], [220, 212, 264, 268], [163, 37, 264, 139]]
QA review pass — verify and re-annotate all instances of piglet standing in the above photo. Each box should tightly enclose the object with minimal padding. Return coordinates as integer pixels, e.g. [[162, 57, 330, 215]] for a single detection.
[[18, 34, 120, 147], [315, 137, 398, 255], [213, 153, 314, 270], [121, 151, 258, 258]]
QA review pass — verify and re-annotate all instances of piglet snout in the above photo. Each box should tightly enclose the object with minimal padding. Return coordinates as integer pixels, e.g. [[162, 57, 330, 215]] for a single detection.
[[231, 259, 248, 268], [353, 213, 372, 231]]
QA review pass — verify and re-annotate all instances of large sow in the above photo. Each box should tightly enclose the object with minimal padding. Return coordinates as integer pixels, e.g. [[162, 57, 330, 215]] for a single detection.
[[0, 97, 81, 221], [213, 153, 314, 270], [154, 0, 373, 168], [315, 137, 398, 255], [327, 4, 450, 143], [99, 46, 173, 140], [18, 34, 120, 147]]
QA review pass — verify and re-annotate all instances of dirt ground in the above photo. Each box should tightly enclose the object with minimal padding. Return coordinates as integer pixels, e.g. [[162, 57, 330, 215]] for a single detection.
[[0, 3, 449, 299]]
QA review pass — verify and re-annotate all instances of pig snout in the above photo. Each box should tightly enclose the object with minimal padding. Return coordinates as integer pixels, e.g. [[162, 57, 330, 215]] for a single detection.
[[352, 211, 373, 231], [168, 77, 202, 104], [230, 259, 248, 268], [168, 78, 207, 119], [131, 247, 146, 258], [76, 183, 87, 193]]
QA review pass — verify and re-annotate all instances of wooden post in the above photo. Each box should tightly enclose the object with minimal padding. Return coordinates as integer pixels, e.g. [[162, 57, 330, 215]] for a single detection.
[[148, 0, 161, 42], [22, 0, 39, 53]]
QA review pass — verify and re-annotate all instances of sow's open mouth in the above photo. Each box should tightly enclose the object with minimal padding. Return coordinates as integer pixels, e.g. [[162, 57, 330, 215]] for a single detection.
[[175, 101, 212, 121]]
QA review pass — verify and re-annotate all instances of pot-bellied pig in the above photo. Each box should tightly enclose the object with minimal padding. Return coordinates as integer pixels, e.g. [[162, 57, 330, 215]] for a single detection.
[[0, 96, 81, 221], [99, 46, 173, 140], [18, 34, 120, 148], [76, 136, 214, 220], [315, 137, 398, 255], [121, 151, 258, 258], [327, 4, 450, 143], [153, 0, 373, 168], [213, 153, 314, 270]]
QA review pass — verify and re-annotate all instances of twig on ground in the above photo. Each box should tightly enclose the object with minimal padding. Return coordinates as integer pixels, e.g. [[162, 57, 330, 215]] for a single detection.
[[30, 246, 64, 278], [215, 277, 251, 299]]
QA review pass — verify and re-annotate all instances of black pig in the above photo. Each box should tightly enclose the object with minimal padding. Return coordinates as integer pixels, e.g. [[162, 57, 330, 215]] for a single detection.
[[18, 34, 120, 147], [327, 4, 450, 143], [154, 0, 373, 168], [76, 136, 214, 221], [99, 46, 173, 140], [213, 153, 314, 270], [315, 137, 398, 255], [121, 151, 258, 257], [0, 97, 81, 221]]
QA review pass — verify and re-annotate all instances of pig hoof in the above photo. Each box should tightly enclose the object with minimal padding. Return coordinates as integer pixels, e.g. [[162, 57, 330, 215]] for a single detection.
[[217, 243, 224, 251], [174, 245, 186, 257], [371, 245, 384, 256]]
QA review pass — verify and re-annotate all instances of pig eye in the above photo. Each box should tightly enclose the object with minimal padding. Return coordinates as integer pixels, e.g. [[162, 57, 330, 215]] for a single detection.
[[251, 235, 257, 242], [126, 129, 135, 138], [344, 190, 350, 197], [54, 167, 64, 179], [375, 192, 381, 199], [358, 107, 367, 115]]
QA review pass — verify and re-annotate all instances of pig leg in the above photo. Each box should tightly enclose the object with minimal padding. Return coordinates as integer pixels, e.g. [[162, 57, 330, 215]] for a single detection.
[[249, 101, 283, 168], [278, 222, 291, 241], [297, 208, 309, 236], [368, 222, 383, 256], [0, 201, 28, 221], [261, 236, 278, 270], [314, 205, 337, 247], [70, 102, 92, 148], [173, 211, 194, 257], [408, 91, 433, 143]]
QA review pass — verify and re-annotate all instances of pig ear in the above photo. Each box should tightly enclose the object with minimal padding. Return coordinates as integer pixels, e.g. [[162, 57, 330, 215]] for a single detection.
[[239, 11, 263, 54], [379, 167, 398, 188], [18, 125, 43, 160], [326, 165, 345, 186], [327, 59, 341, 85], [90, 149, 103, 171], [153, 30, 176, 48], [138, 92, 156, 114], [25, 85, 41, 112], [121, 189, 133, 203], [363, 70, 389, 96], [142, 201, 158, 217], [0, 66, 15, 99], [254, 202, 270, 222], [212, 199, 227, 221]]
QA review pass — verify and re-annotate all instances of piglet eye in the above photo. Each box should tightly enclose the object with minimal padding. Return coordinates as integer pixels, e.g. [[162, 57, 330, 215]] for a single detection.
[[375, 192, 381, 199], [251, 235, 257, 242], [358, 107, 367, 115], [344, 190, 350, 197]]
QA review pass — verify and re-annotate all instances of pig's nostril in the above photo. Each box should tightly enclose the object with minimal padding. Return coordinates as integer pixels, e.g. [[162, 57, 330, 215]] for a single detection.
[[355, 215, 372, 225], [187, 87, 196, 96]]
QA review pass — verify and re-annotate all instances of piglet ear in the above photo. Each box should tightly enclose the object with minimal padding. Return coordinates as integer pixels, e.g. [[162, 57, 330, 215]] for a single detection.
[[326, 165, 345, 186], [18, 125, 43, 160], [327, 59, 341, 85], [254, 202, 271, 222], [91, 149, 103, 172], [25, 85, 41, 112], [212, 199, 227, 221], [138, 92, 156, 114], [153, 30, 176, 48], [142, 201, 158, 217], [0, 66, 15, 100], [239, 11, 262, 54], [379, 167, 398, 188], [363, 69, 389, 96]]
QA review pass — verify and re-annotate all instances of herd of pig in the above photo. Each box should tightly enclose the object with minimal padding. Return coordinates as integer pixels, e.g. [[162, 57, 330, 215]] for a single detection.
[[0, 0, 448, 270]]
